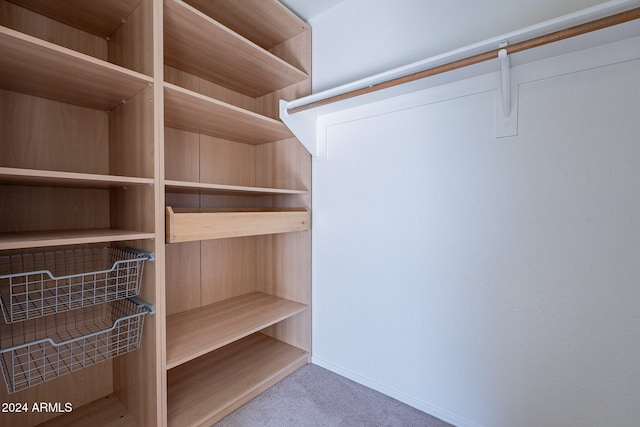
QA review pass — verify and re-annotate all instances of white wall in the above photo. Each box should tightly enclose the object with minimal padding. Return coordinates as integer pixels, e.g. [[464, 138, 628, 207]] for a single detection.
[[309, 4, 640, 426], [309, 0, 610, 91]]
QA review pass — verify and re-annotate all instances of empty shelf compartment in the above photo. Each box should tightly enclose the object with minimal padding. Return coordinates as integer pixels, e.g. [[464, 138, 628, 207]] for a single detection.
[[0, 247, 153, 323], [166, 207, 310, 242], [0, 298, 153, 394]]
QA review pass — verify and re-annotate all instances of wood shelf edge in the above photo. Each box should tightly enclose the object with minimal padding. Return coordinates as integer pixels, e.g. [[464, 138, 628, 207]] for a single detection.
[[164, 180, 307, 195], [0, 167, 154, 188], [163, 82, 293, 143], [0, 229, 155, 251]]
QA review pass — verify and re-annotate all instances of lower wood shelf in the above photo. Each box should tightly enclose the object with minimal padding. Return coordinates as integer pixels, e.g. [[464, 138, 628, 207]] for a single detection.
[[37, 394, 139, 427], [165, 206, 310, 243], [166, 292, 308, 369], [167, 333, 309, 427], [0, 229, 155, 251]]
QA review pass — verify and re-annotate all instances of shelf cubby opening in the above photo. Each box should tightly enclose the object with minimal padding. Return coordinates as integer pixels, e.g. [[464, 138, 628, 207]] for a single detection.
[[182, 0, 308, 50], [166, 292, 308, 369], [2, 0, 153, 76], [163, 0, 308, 98], [0, 184, 155, 251], [0, 86, 154, 180], [167, 332, 309, 427]]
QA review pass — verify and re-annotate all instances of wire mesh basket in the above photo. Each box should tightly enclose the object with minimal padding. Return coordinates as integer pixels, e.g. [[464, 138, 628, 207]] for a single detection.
[[0, 247, 153, 323], [0, 298, 153, 394]]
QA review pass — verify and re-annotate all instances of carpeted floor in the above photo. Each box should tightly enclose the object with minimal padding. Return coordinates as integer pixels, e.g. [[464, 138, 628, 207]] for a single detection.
[[213, 364, 452, 427]]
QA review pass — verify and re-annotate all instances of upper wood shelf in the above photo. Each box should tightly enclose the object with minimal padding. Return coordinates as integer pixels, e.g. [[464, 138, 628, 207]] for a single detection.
[[166, 292, 308, 369], [164, 83, 293, 144], [7, 0, 141, 38], [167, 333, 308, 427], [183, 0, 308, 49], [165, 180, 307, 196], [163, 0, 308, 97], [0, 26, 152, 110], [0, 167, 154, 188], [0, 229, 155, 251]]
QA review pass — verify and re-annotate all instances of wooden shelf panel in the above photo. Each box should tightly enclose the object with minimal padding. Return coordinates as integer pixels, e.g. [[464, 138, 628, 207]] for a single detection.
[[166, 206, 310, 243], [165, 180, 307, 196], [8, 0, 141, 38], [37, 394, 139, 427], [183, 0, 308, 49], [167, 333, 309, 427], [0, 167, 154, 188], [164, 83, 293, 144], [0, 26, 152, 110], [166, 292, 308, 369], [0, 229, 155, 251], [164, 0, 308, 97]]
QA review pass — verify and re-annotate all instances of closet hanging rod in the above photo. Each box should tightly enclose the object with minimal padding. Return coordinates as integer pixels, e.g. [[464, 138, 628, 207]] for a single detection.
[[287, 6, 640, 115]]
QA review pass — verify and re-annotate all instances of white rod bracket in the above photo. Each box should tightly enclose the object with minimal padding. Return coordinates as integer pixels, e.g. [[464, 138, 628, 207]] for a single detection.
[[496, 42, 518, 138], [498, 46, 511, 117]]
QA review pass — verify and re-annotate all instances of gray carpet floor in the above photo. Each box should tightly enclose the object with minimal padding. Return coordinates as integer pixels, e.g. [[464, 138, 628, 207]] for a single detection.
[[213, 364, 452, 427]]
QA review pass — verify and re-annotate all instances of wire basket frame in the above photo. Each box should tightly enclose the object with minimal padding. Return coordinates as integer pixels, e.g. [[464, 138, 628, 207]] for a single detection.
[[0, 298, 151, 394], [0, 247, 153, 323]]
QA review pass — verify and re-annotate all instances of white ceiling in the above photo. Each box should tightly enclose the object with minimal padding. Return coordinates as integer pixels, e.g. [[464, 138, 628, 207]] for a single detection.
[[280, 0, 345, 21]]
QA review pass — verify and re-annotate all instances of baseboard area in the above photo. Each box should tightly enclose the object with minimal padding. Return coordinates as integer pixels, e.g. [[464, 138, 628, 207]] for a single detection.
[[311, 356, 481, 427]]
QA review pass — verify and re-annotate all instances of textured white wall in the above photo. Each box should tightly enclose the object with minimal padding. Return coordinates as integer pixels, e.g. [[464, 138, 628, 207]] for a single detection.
[[309, 12, 640, 427], [309, 0, 610, 91]]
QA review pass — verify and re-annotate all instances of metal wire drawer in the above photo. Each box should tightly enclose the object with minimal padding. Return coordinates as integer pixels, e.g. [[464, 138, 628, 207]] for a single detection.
[[0, 298, 153, 393], [0, 247, 153, 323]]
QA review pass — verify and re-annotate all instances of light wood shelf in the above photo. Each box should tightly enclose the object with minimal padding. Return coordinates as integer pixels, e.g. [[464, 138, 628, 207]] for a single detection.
[[0, 229, 155, 251], [166, 292, 308, 369], [0, 167, 154, 188], [183, 0, 308, 49], [163, 0, 308, 97], [165, 180, 307, 196], [0, 26, 152, 110], [167, 333, 309, 427], [36, 394, 139, 427], [7, 0, 141, 38], [164, 83, 293, 144], [166, 206, 310, 243]]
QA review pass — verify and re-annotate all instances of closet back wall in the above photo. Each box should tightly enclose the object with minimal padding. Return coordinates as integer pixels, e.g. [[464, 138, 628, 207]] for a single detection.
[[308, 1, 639, 426]]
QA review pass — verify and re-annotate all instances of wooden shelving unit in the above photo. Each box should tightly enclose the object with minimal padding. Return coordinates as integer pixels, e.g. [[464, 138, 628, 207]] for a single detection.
[[2, 0, 310, 425], [0, 0, 159, 426], [163, 0, 312, 425]]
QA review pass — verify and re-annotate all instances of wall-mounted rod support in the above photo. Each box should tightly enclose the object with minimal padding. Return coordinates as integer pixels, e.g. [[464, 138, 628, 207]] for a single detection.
[[498, 46, 510, 117]]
